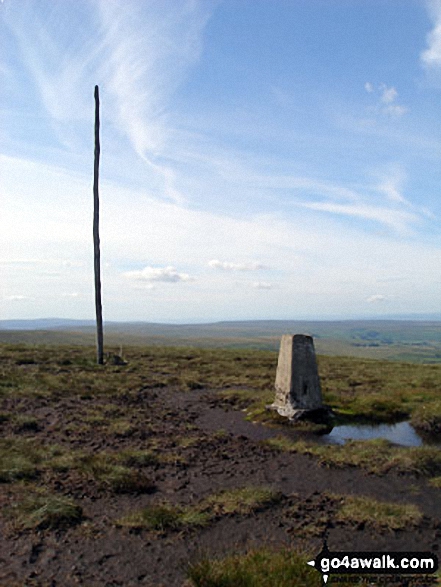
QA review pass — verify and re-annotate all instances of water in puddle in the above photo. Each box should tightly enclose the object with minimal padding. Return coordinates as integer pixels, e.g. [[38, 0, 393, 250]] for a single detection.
[[321, 420, 440, 448]]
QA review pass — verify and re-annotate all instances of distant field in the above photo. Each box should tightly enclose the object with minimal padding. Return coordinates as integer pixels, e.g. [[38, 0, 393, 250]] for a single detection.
[[1, 319, 441, 362]]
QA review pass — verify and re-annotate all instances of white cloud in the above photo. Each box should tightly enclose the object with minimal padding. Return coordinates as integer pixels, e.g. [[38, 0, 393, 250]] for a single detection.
[[365, 83, 408, 117], [62, 292, 80, 298], [123, 266, 193, 283], [252, 281, 272, 289], [383, 104, 408, 117], [380, 85, 398, 104], [1, 155, 439, 321], [4, 295, 32, 301], [208, 260, 266, 271], [421, 0, 441, 67], [366, 294, 389, 303]]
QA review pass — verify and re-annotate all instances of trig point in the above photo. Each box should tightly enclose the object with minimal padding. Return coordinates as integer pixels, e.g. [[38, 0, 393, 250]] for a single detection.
[[270, 334, 328, 421]]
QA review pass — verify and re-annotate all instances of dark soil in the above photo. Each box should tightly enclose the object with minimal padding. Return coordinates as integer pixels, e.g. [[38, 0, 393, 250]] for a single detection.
[[1, 384, 440, 587]]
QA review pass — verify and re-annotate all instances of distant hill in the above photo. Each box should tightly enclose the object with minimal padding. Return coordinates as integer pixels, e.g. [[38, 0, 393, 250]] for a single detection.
[[0, 318, 96, 330], [1, 318, 441, 362]]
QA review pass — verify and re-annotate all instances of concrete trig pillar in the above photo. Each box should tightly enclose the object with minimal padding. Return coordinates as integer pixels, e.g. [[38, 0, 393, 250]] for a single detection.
[[271, 334, 324, 420]]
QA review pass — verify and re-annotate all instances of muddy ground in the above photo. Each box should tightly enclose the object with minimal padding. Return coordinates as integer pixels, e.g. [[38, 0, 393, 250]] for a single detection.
[[0, 382, 440, 587]]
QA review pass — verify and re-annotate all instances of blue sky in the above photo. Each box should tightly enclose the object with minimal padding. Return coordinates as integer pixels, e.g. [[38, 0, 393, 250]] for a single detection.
[[1, 0, 441, 323]]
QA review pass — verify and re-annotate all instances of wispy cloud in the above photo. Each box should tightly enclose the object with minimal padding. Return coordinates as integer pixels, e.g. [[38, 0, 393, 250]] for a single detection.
[[365, 82, 408, 116], [366, 294, 390, 303], [421, 0, 441, 67], [378, 177, 406, 204], [301, 201, 418, 233], [4, 295, 33, 301], [96, 0, 213, 158], [377, 164, 411, 206], [208, 260, 266, 271], [254, 168, 426, 234], [252, 281, 272, 289], [123, 266, 193, 283], [3, 0, 214, 201], [0, 258, 85, 267]]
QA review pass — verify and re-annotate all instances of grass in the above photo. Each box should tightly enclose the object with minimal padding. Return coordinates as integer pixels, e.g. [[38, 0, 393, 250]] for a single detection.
[[12, 415, 40, 433], [265, 436, 441, 477], [115, 448, 159, 467], [0, 437, 157, 494], [12, 492, 83, 530], [74, 453, 155, 493], [411, 400, 441, 434], [206, 355, 441, 432], [186, 547, 321, 587], [2, 343, 441, 430], [0, 438, 44, 482], [429, 476, 441, 488], [1, 342, 440, 489], [118, 503, 211, 532], [118, 485, 281, 532], [203, 486, 282, 515], [1, 342, 440, 585], [334, 495, 423, 531]]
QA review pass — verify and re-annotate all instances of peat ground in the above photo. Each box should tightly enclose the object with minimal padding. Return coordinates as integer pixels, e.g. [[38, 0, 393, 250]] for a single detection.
[[0, 344, 440, 586]]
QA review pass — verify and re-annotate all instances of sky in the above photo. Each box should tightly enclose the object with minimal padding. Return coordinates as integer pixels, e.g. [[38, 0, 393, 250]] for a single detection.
[[1, 0, 441, 323]]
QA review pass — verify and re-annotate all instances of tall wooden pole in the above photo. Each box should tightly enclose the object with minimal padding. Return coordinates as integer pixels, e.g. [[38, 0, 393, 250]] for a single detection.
[[93, 85, 104, 365]]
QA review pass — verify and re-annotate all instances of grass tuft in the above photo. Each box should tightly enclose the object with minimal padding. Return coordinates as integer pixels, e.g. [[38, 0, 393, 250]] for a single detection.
[[118, 503, 210, 531], [411, 400, 441, 434], [203, 486, 282, 516], [429, 476, 441, 489], [118, 485, 281, 533], [335, 495, 423, 531], [265, 436, 441, 477], [186, 547, 321, 587], [0, 439, 42, 482], [75, 453, 155, 493], [15, 493, 83, 530]]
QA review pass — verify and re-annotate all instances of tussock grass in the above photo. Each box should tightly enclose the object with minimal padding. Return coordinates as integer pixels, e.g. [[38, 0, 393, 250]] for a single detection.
[[186, 547, 321, 587], [2, 343, 441, 431], [411, 400, 441, 434], [0, 437, 157, 494], [107, 419, 137, 437], [118, 485, 281, 532], [429, 476, 441, 488], [0, 438, 43, 482], [118, 503, 211, 531], [265, 436, 441, 477], [75, 453, 155, 493], [203, 486, 282, 515], [13, 492, 83, 530], [115, 449, 158, 467], [335, 495, 423, 531]]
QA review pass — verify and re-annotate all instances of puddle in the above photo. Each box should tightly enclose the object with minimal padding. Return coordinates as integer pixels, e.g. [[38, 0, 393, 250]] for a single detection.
[[321, 421, 441, 448], [190, 391, 441, 449]]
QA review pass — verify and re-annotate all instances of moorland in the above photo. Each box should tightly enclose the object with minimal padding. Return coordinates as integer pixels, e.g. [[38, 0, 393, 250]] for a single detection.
[[3, 318, 441, 362], [0, 336, 440, 586]]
